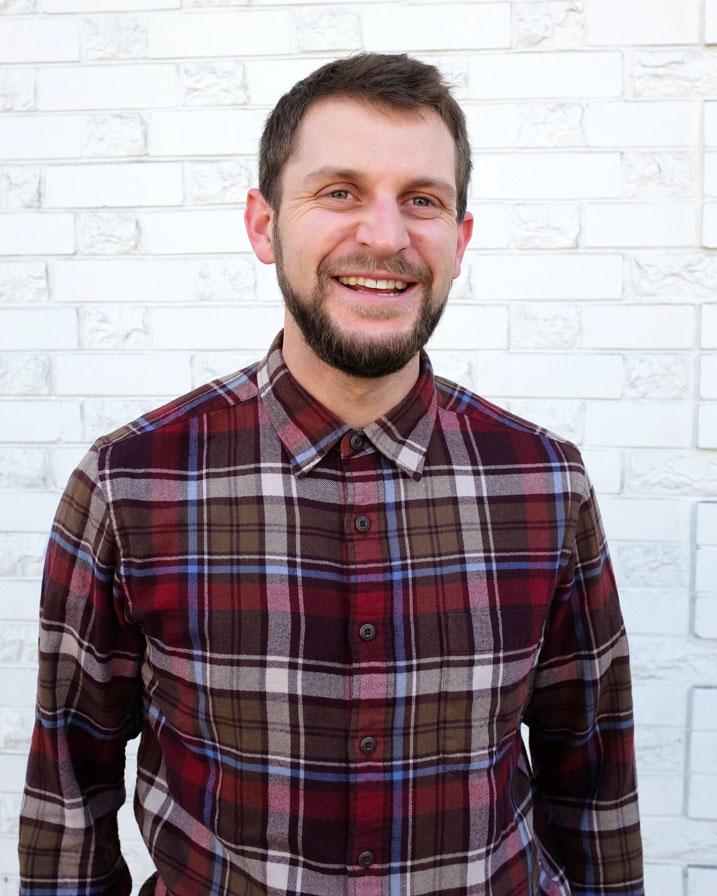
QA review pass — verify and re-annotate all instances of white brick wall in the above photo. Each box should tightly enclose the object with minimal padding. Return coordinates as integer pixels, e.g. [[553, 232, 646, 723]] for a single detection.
[[1, 1, 715, 893]]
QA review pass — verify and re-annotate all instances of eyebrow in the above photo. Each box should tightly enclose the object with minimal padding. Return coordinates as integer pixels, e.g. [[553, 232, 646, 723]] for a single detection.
[[303, 166, 457, 202]]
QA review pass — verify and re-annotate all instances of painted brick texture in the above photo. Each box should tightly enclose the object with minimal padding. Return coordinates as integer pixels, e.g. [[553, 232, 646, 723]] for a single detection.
[[1, 0, 715, 893]]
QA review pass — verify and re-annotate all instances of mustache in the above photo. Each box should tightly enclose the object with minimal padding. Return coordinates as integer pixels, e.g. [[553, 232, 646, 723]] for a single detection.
[[317, 253, 432, 284]]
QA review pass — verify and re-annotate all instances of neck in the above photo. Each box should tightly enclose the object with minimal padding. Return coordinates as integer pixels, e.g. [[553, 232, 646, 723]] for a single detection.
[[281, 317, 420, 430]]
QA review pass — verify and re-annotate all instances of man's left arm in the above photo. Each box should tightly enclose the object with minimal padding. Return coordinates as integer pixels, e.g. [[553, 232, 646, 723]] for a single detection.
[[524, 463, 644, 896]]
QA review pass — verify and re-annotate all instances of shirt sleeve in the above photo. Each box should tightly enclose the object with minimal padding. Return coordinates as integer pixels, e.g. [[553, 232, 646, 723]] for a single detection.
[[18, 444, 144, 896], [523, 465, 644, 896]]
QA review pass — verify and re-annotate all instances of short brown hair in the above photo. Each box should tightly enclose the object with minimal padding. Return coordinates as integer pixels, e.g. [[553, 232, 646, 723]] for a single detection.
[[258, 53, 471, 221]]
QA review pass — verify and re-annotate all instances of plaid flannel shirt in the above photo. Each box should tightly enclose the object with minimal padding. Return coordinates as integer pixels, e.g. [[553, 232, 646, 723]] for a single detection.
[[20, 332, 643, 896]]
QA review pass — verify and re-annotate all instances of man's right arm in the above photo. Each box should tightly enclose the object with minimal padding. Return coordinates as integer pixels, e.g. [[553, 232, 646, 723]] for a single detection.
[[18, 444, 145, 896]]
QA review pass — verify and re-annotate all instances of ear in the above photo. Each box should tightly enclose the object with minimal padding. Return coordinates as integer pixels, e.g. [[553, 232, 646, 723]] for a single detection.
[[452, 210, 473, 279], [245, 188, 276, 264]]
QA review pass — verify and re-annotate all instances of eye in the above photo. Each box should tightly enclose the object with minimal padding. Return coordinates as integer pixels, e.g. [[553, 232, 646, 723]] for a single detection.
[[329, 189, 352, 200], [410, 196, 434, 208]]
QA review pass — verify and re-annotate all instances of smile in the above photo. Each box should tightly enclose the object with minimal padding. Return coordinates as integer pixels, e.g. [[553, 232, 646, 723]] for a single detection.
[[334, 276, 414, 297]]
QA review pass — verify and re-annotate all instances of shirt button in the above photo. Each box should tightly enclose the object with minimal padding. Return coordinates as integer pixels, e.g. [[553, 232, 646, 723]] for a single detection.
[[360, 736, 377, 754], [354, 515, 371, 533], [359, 623, 376, 641], [350, 433, 364, 451], [358, 851, 375, 868]]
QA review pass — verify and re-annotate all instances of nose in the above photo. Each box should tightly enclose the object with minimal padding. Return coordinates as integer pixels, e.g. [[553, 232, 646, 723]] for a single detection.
[[355, 196, 410, 256]]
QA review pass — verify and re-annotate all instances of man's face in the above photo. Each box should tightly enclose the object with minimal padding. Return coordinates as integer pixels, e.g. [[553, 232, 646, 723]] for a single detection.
[[270, 97, 472, 378]]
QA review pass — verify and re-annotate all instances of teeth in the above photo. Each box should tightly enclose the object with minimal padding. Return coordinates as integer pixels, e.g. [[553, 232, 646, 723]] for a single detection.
[[338, 276, 408, 290]]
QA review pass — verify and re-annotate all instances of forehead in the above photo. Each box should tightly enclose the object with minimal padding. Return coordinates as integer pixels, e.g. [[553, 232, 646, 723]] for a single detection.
[[285, 97, 457, 186]]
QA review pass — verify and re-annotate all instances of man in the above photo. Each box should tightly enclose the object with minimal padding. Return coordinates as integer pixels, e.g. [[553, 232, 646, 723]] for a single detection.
[[19, 54, 643, 896]]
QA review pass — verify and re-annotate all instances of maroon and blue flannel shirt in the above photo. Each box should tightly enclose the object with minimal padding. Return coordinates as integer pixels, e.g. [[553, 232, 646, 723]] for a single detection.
[[20, 332, 643, 896]]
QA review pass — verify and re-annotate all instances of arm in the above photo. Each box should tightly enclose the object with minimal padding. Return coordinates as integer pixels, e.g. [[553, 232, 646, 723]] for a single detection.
[[19, 444, 144, 896], [524, 467, 644, 896]]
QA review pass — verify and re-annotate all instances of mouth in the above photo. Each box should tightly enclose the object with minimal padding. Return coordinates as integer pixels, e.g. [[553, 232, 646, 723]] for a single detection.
[[332, 275, 416, 297]]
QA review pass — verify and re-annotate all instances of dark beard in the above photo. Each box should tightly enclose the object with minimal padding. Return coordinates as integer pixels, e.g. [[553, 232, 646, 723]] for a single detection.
[[274, 231, 449, 379]]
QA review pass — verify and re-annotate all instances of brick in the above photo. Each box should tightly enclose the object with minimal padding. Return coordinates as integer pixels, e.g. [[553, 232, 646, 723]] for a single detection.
[[632, 681, 687, 725], [704, 306, 717, 348], [471, 254, 622, 300], [702, 203, 717, 248], [517, 102, 585, 147], [0, 668, 37, 707], [625, 151, 696, 200], [149, 109, 264, 156], [0, 67, 34, 112], [0, 308, 76, 350], [705, 152, 717, 199], [49, 444, 89, 489], [469, 52, 622, 99], [508, 398, 585, 445], [600, 496, 690, 543], [77, 212, 140, 254], [0, 0, 35, 12], [0, 706, 34, 748], [582, 305, 694, 349], [0, 262, 47, 304], [81, 15, 147, 60], [362, 3, 510, 51], [510, 303, 581, 349], [45, 162, 182, 208], [701, 356, 717, 400], [625, 449, 717, 496], [691, 732, 717, 775], [586, 100, 699, 147], [697, 503, 717, 546], [698, 403, 717, 449], [38, 64, 176, 110], [635, 725, 685, 774], [85, 112, 146, 157], [585, 402, 693, 448], [620, 589, 689, 636], [82, 397, 158, 441], [513, 1, 586, 49], [707, 0, 717, 44], [142, 209, 250, 254], [705, 101, 717, 146], [688, 867, 717, 896], [52, 258, 191, 303], [44, 0, 178, 8], [0, 354, 50, 395], [0, 115, 84, 160], [0, 213, 74, 255], [580, 447, 622, 493], [0, 490, 59, 534], [692, 688, 717, 730], [585, 202, 695, 248], [0, 19, 78, 63], [192, 257, 256, 303], [147, 11, 291, 58], [629, 253, 717, 302], [192, 352, 263, 389], [0, 399, 82, 441], [149, 305, 283, 350], [81, 306, 148, 350], [688, 774, 717, 819], [624, 353, 691, 401], [185, 160, 251, 206], [467, 206, 510, 249], [644, 863, 685, 896], [511, 204, 580, 249], [0, 165, 40, 209], [0, 447, 47, 489], [181, 60, 247, 107], [632, 50, 717, 99], [586, 0, 699, 46], [428, 305, 508, 350], [294, 8, 360, 52], [471, 352, 621, 399], [55, 352, 190, 396], [696, 548, 717, 594], [243, 57, 333, 108]]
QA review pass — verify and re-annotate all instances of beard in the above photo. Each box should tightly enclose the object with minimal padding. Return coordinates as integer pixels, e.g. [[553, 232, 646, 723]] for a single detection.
[[273, 228, 450, 379]]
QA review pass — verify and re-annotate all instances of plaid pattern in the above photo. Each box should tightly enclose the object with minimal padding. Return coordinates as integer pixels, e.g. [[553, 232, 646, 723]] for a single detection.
[[19, 332, 643, 896]]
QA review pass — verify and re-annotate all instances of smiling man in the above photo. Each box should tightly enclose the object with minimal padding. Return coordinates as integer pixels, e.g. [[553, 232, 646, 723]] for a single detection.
[[19, 55, 643, 896]]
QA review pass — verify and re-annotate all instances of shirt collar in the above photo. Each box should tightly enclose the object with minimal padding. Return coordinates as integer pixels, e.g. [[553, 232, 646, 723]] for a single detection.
[[257, 331, 437, 480]]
